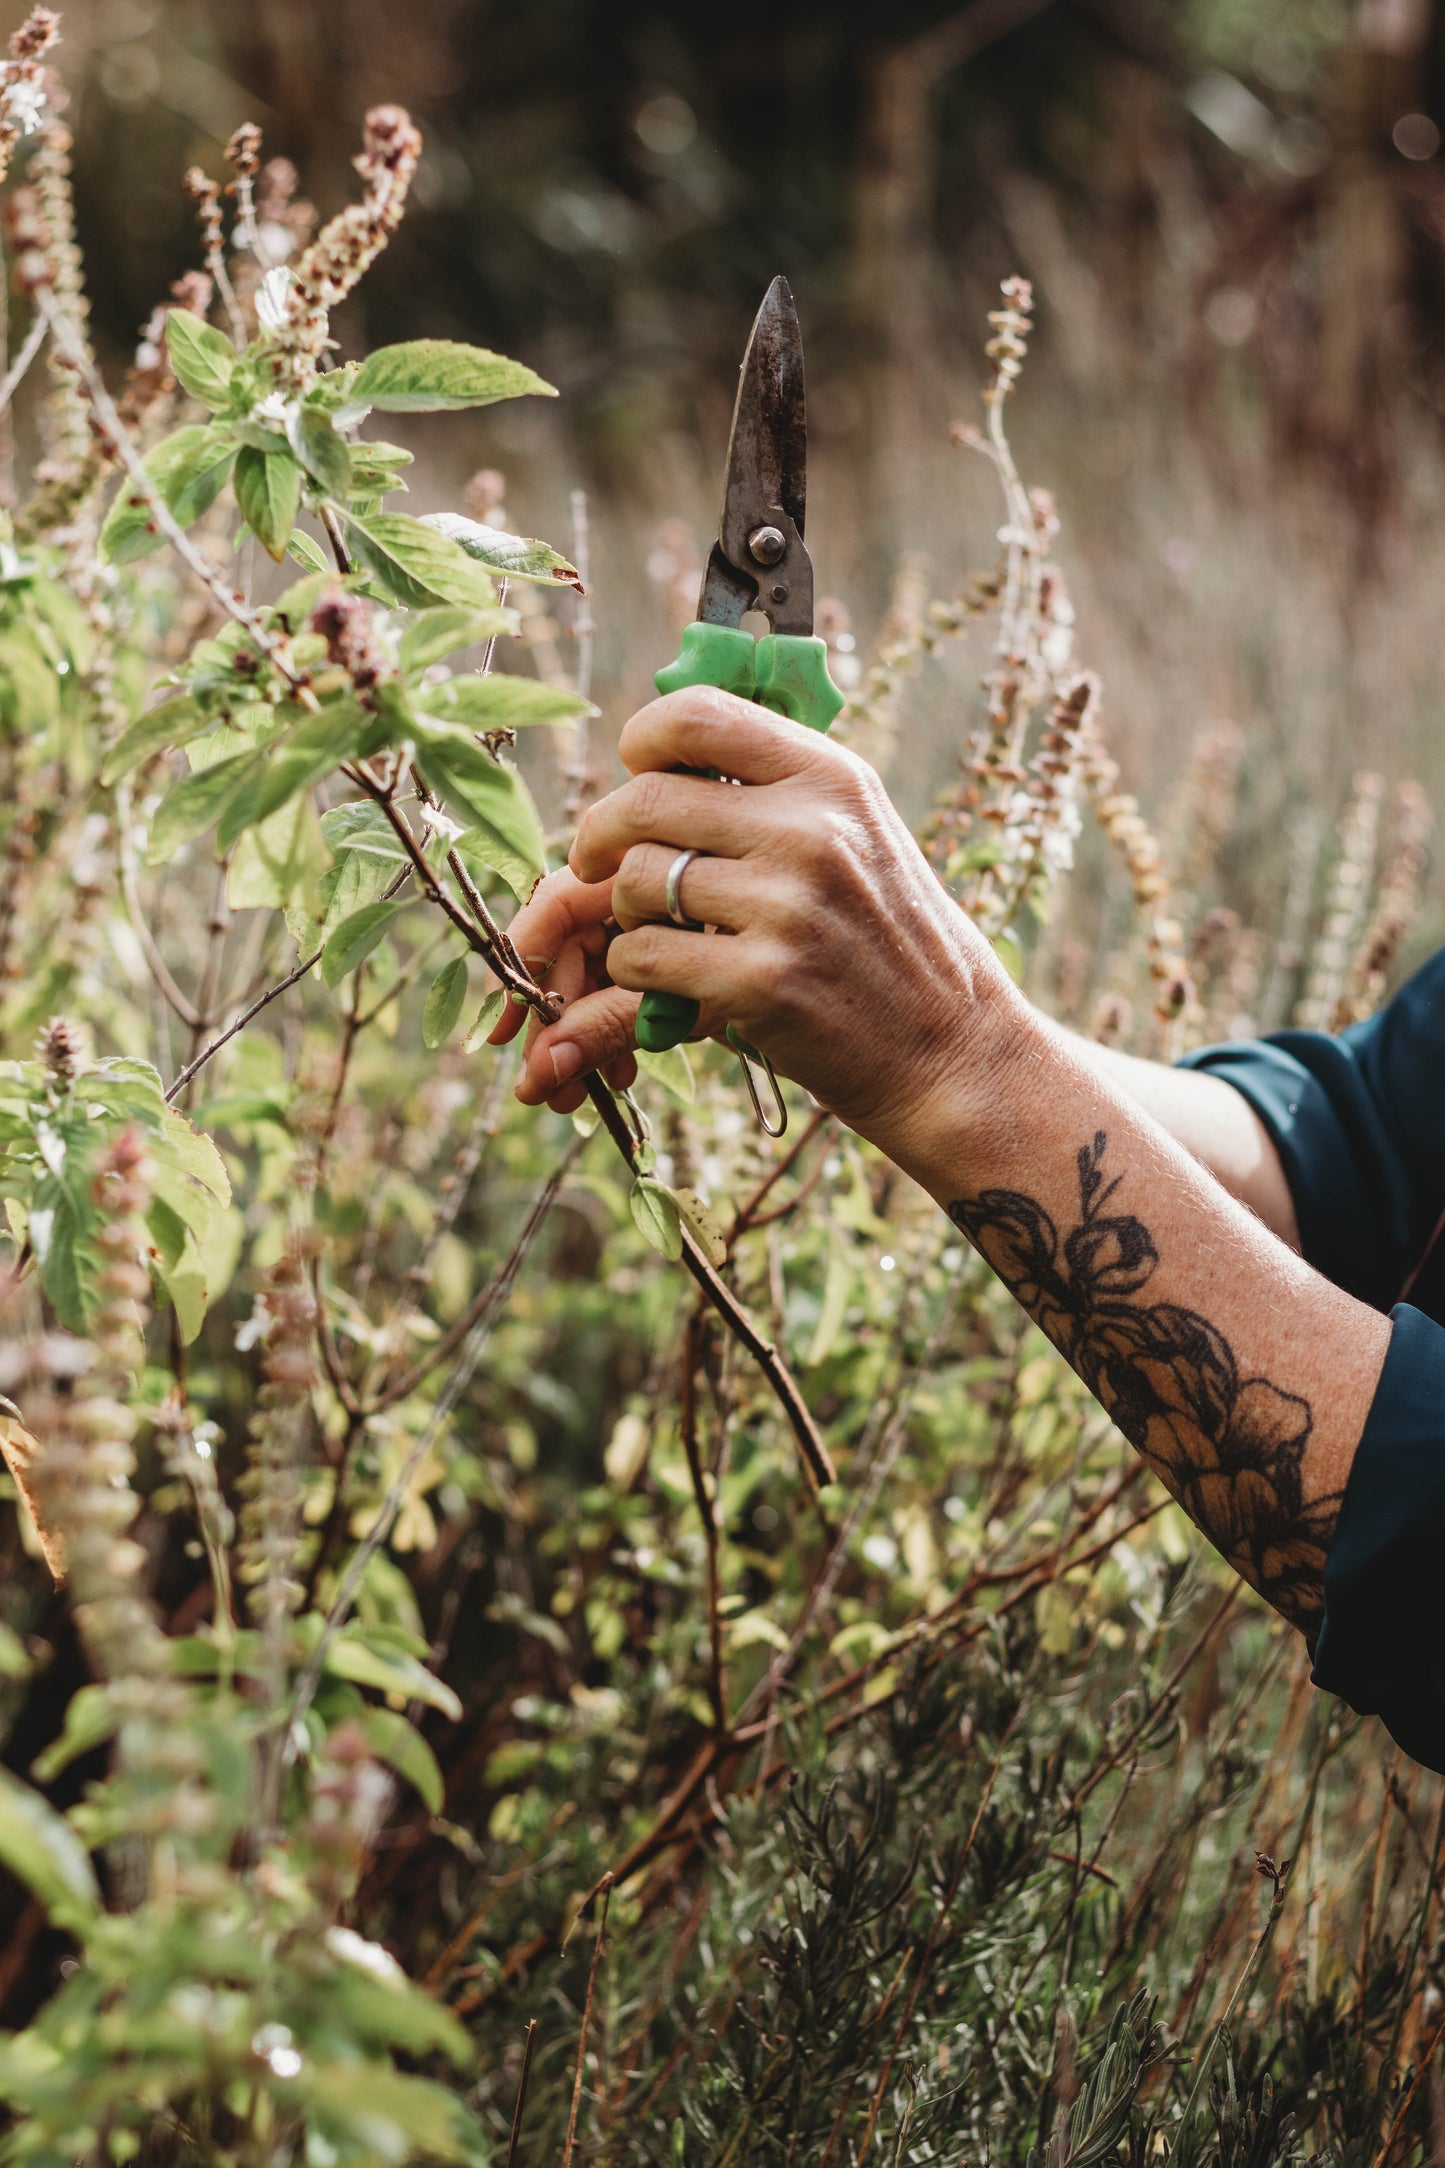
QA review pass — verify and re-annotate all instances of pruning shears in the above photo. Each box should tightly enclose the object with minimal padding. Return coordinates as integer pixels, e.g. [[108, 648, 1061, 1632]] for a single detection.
[[635, 276, 844, 1134]]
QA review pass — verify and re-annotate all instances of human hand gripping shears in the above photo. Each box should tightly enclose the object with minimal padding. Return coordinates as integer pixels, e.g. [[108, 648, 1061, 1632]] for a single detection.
[[635, 276, 844, 1134]]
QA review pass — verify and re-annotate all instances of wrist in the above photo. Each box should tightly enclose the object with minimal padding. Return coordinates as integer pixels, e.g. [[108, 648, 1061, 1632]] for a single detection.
[[854, 948, 1041, 1185]]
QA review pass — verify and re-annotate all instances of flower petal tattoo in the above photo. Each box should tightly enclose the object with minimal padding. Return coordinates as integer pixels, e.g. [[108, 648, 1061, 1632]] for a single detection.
[[949, 1132, 1341, 1637]]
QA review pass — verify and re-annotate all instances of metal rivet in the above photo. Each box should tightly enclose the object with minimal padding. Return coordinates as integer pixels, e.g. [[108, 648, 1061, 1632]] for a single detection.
[[770, 583, 787, 604], [748, 524, 786, 566]]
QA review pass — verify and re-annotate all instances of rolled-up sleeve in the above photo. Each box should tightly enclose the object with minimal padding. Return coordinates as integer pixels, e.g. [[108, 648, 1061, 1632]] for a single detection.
[[1179, 950, 1445, 1771]]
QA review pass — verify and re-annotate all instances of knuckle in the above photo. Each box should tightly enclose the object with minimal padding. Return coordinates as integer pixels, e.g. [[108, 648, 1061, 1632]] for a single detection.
[[627, 768, 669, 833]]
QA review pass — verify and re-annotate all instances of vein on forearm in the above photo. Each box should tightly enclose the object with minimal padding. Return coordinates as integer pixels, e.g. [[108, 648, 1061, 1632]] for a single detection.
[[948, 1129, 1341, 1638]]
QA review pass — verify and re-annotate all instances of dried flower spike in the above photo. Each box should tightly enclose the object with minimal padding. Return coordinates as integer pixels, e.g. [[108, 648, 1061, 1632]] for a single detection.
[[268, 104, 422, 386]]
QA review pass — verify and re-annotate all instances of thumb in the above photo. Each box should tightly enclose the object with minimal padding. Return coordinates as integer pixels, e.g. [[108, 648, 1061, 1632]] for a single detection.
[[516, 984, 646, 1108]]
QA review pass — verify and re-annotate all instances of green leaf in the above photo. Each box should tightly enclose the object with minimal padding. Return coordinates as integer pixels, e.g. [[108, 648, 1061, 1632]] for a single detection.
[[165, 307, 238, 411], [0, 1765, 100, 1929], [342, 511, 502, 612], [0, 628, 57, 733], [422, 957, 469, 1048], [303, 2065, 481, 2162], [215, 700, 377, 852], [636, 1045, 695, 1104], [100, 693, 208, 785], [808, 1234, 854, 1368], [349, 339, 556, 413], [227, 792, 330, 913], [413, 731, 545, 899], [157, 1105, 232, 1206], [285, 528, 332, 576], [674, 1185, 726, 1267], [631, 1175, 683, 1261], [322, 901, 403, 988], [398, 606, 512, 677], [145, 748, 267, 865], [423, 674, 594, 730], [419, 510, 583, 590], [287, 403, 352, 498], [98, 425, 213, 565], [152, 1224, 208, 1344], [318, 801, 414, 863], [28, 1186, 86, 1330], [345, 441, 414, 497], [168, 426, 239, 527], [326, 1634, 463, 1720], [234, 446, 302, 561], [356, 1708, 444, 1814], [463, 988, 506, 1051]]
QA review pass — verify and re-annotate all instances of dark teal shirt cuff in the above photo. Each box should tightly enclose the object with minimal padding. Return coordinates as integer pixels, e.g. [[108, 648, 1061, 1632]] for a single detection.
[[1311, 1304, 1445, 1774]]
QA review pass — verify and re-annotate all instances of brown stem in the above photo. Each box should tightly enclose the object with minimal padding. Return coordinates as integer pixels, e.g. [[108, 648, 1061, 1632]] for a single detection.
[[561, 1876, 612, 2168], [504, 2019, 537, 2168], [679, 1310, 725, 1732]]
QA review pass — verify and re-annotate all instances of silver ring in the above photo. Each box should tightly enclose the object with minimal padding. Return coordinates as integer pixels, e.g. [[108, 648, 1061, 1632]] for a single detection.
[[665, 847, 704, 930]]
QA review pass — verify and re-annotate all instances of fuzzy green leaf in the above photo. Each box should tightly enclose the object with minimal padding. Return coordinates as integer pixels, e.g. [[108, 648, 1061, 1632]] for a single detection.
[[631, 1176, 684, 1261], [168, 426, 240, 527], [165, 307, 238, 411], [318, 801, 414, 863], [349, 339, 556, 413], [145, 748, 267, 865], [100, 694, 210, 786], [99, 425, 232, 566], [463, 988, 506, 1051], [398, 606, 513, 677], [0, 1766, 101, 1929], [29, 1686, 114, 1785], [357, 1708, 445, 1815], [422, 956, 469, 1048], [234, 446, 302, 561], [419, 510, 582, 590], [321, 901, 403, 988], [423, 674, 595, 730], [342, 511, 502, 612], [216, 702, 378, 852], [287, 403, 353, 498], [412, 730, 545, 899], [325, 1634, 463, 1720]]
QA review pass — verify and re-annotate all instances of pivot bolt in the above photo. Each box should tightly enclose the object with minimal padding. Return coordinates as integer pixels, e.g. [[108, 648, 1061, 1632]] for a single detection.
[[748, 524, 786, 566]]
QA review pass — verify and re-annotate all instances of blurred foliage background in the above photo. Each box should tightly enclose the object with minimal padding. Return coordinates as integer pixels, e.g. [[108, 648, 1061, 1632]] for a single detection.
[[22, 0, 1445, 879]]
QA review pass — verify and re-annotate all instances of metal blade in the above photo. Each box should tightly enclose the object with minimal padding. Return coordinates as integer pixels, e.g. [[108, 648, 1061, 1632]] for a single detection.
[[698, 276, 814, 635], [724, 274, 807, 542]]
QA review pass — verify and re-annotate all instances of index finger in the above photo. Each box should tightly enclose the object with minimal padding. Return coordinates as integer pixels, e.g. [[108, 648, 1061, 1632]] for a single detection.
[[620, 685, 846, 788]]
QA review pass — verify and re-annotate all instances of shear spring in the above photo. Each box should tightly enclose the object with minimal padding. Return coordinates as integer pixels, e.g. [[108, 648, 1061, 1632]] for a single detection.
[[727, 1027, 787, 1139]]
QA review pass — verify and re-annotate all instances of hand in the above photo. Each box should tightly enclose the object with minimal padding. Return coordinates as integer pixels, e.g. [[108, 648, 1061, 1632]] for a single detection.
[[496, 685, 1026, 1160]]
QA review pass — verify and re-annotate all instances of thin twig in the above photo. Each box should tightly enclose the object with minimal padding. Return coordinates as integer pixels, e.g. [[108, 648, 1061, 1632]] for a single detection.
[[0, 310, 49, 426], [165, 945, 322, 1102], [504, 2019, 537, 2168], [281, 1138, 583, 1752], [561, 1875, 613, 2168]]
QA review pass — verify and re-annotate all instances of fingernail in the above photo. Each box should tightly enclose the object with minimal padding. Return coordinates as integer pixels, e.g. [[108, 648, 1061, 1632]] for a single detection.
[[549, 1042, 584, 1089]]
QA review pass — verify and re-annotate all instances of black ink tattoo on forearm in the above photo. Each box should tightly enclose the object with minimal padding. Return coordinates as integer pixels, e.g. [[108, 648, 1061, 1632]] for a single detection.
[[949, 1132, 1340, 1637]]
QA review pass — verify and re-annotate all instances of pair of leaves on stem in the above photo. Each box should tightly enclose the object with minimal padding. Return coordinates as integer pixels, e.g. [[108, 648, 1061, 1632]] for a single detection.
[[103, 316, 564, 566]]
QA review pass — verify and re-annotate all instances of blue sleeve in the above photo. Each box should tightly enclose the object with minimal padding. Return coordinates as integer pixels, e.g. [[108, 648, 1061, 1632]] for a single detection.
[[1177, 946, 1445, 1311], [1181, 951, 1445, 1771], [1312, 1305, 1445, 1775]]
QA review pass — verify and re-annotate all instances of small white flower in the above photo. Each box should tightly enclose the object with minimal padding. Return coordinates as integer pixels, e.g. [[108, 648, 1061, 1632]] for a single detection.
[[326, 1926, 404, 1982], [254, 264, 295, 332], [252, 391, 291, 427], [3, 76, 46, 136]]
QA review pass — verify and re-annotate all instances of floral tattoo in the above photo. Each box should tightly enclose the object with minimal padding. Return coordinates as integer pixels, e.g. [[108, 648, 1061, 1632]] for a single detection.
[[949, 1133, 1340, 1637]]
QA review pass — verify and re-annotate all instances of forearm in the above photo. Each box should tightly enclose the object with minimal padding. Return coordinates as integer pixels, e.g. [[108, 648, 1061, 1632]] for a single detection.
[[1066, 1033, 1301, 1251], [867, 1000, 1389, 1637]]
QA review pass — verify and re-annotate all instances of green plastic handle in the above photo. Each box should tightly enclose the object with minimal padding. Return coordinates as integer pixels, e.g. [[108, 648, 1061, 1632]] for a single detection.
[[653, 621, 756, 702], [637, 624, 843, 1052], [754, 633, 846, 733]]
